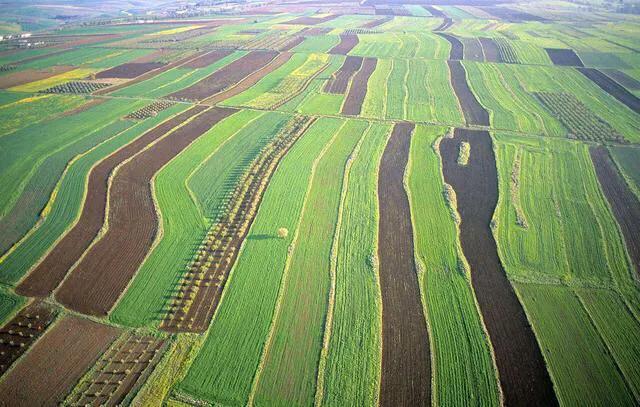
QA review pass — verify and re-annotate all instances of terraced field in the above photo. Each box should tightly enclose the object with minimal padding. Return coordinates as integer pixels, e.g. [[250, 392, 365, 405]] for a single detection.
[[0, 1, 639, 406]]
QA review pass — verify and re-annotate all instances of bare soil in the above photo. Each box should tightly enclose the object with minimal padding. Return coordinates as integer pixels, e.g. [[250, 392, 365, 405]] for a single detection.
[[361, 16, 392, 28], [93, 50, 210, 96], [0, 65, 75, 89], [324, 55, 363, 94], [463, 37, 485, 61], [590, 146, 640, 276], [16, 106, 209, 298], [479, 37, 502, 62], [0, 301, 57, 376], [437, 32, 463, 60], [603, 69, 640, 90], [54, 107, 236, 317], [440, 128, 557, 407], [545, 48, 584, 66], [284, 14, 339, 25], [182, 50, 234, 69], [377, 122, 431, 407], [0, 315, 120, 407], [202, 52, 293, 105], [329, 34, 359, 55], [448, 60, 490, 126], [578, 67, 640, 113], [66, 333, 167, 406], [168, 50, 279, 102], [95, 62, 166, 79], [341, 57, 377, 116]]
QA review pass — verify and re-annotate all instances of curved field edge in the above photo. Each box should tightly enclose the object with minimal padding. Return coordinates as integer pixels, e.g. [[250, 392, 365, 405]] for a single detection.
[[0, 103, 190, 285], [173, 117, 345, 405], [408, 125, 501, 406], [110, 110, 291, 328]]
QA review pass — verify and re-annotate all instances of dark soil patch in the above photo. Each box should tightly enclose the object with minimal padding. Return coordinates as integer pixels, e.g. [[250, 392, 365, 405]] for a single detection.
[[329, 34, 359, 55], [0, 315, 120, 407], [280, 36, 305, 51], [324, 56, 363, 94], [341, 57, 377, 116], [0, 301, 57, 377], [203, 52, 293, 105], [361, 16, 392, 28], [603, 69, 640, 90], [590, 146, 640, 276], [94, 50, 210, 96], [437, 32, 463, 60], [423, 5, 446, 17], [168, 50, 279, 102], [285, 14, 339, 25], [67, 332, 167, 406], [0, 65, 75, 89], [301, 27, 333, 35], [440, 128, 557, 407], [180, 50, 233, 69], [479, 38, 502, 62], [95, 62, 166, 79], [545, 48, 584, 66], [16, 106, 209, 298], [463, 37, 485, 61], [448, 60, 490, 126], [578, 67, 640, 114], [480, 6, 547, 22], [54, 107, 236, 317], [434, 18, 454, 31], [377, 122, 430, 407]]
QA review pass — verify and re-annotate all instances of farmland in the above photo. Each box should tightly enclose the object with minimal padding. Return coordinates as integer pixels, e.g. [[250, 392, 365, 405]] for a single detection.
[[0, 0, 639, 406]]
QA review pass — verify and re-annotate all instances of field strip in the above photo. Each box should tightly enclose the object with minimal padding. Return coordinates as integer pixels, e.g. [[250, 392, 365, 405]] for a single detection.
[[314, 121, 371, 407], [0, 315, 120, 406], [440, 129, 556, 405], [578, 67, 640, 114], [247, 120, 346, 406], [0, 104, 189, 286], [378, 122, 431, 406], [54, 107, 236, 317], [15, 106, 208, 298]]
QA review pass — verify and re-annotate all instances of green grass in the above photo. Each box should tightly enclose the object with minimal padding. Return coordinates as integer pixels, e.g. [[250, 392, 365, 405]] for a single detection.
[[408, 125, 500, 406], [252, 119, 367, 406], [111, 111, 290, 328], [321, 122, 391, 407], [293, 35, 340, 54], [351, 33, 450, 59], [175, 117, 345, 405], [0, 287, 24, 326], [610, 146, 640, 200], [463, 62, 565, 137], [493, 133, 640, 404], [362, 58, 463, 125], [112, 51, 246, 98], [0, 94, 86, 138], [516, 283, 636, 406], [0, 103, 188, 284]]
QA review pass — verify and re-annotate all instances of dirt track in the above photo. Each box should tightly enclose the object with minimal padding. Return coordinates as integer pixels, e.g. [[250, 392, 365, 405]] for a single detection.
[[324, 56, 363, 94], [341, 57, 377, 116], [169, 51, 279, 101], [448, 60, 490, 126], [578, 67, 640, 113], [378, 122, 431, 407], [590, 146, 640, 276], [437, 32, 463, 60], [440, 128, 557, 407], [54, 107, 236, 316], [0, 315, 120, 407], [545, 48, 584, 66], [16, 106, 208, 298]]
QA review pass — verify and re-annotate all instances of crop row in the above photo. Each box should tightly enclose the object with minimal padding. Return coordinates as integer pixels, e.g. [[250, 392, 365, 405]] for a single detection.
[[162, 115, 315, 333], [41, 81, 112, 95], [535, 91, 626, 143], [494, 38, 520, 64], [124, 100, 176, 120]]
